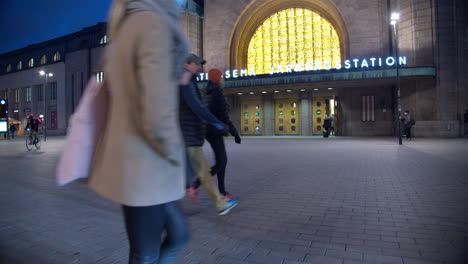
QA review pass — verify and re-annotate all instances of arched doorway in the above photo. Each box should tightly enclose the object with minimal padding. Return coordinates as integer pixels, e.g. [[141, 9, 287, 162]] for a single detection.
[[228, 0, 349, 71]]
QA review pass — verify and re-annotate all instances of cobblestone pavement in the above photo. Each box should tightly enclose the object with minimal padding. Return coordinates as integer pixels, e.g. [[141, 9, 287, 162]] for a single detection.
[[0, 137, 467, 264]]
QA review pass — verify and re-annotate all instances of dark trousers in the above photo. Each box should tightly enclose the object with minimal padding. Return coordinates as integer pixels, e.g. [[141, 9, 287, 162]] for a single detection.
[[464, 122, 468, 137], [122, 202, 189, 264], [206, 134, 228, 195], [405, 126, 412, 139]]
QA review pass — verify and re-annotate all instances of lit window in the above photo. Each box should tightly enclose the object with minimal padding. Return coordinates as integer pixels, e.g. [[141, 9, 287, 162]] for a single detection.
[[14, 88, 19, 103], [17, 61, 23, 70], [53, 51, 61, 62], [247, 8, 341, 74], [96, 72, 104, 83], [6, 64, 11, 72], [99, 35, 108, 45], [40, 55, 47, 65], [26, 87, 32, 102], [28, 58, 34, 68]]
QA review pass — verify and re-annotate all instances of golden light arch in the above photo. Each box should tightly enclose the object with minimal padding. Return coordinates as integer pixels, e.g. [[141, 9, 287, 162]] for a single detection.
[[247, 8, 341, 74]]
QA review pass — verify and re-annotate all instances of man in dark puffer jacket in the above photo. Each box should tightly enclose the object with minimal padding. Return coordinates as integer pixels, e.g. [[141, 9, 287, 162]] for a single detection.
[[180, 54, 239, 216], [204, 69, 241, 199]]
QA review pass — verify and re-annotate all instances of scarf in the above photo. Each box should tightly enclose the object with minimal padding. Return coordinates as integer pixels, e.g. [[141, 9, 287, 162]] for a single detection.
[[125, 0, 190, 79]]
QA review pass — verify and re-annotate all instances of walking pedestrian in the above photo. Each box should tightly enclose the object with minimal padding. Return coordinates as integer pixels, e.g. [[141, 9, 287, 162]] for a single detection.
[[180, 55, 239, 215], [89, 1, 190, 263], [203, 69, 241, 199]]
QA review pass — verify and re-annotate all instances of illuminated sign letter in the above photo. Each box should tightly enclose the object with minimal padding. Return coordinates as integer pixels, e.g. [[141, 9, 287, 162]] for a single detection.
[[345, 60, 351, 69], [286, 65, 293, 73], [233, 69, 238, 78], [240, 69, 248, 77], [335, 62, 342, 70], [225, 70, 231, 79], [386, 57, 396, 66], [314, 62, 321, 70], [361, 59, 369, 68], [399, 56, 407, 66], [353, 59, 359, 68], [370, 58, 377, 67], [250, 69, 256, 76], [294, 64, 303, 72], [277, 65, 284, 74]]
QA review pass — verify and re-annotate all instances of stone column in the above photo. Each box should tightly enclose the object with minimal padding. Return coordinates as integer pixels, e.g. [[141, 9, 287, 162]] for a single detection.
[[300, 92, 312, 136], [263, 94, 275, 136]]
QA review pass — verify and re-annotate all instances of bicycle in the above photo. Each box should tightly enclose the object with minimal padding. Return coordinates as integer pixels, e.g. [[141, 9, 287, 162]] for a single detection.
[[25, 130, 41, 151]]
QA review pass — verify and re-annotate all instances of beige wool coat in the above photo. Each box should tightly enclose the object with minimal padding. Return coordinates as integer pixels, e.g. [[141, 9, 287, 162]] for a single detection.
[[89, 11, 186, 206]]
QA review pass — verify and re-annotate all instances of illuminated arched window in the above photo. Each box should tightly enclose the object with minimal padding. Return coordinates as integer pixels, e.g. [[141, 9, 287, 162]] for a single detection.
[[40, 55, 47, 65], [100, 35, 108, 45], [247, 8, 341, 74], [53, 51, 61, 62], [17, 61, 23, 70], [6, 64, 12, 72], [28, 58, 34, 67]]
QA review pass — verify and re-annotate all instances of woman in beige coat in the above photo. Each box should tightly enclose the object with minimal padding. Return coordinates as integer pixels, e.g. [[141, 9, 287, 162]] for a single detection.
[[89, 0, 191, 263]]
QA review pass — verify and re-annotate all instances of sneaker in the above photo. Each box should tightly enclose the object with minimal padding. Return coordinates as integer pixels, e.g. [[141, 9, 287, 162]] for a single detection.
[[224, 192, 236, 200], [187, 187, 198, 203], [218, 197, 239, 216]]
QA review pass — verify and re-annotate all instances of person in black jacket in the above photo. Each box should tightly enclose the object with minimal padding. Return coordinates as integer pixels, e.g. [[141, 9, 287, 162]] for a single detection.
[[204, 68, 241, 199], [180, 54, 239, 216], [323, 115, 331, 137]]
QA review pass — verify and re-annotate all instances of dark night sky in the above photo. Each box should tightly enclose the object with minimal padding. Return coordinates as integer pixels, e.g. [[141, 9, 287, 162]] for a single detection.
[[0, 0, 113, 54]]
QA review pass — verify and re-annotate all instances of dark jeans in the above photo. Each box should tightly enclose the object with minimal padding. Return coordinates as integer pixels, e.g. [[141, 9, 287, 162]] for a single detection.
[[122, 202, 189, 264], [405, 125, 412, 139], [206, 135, 228, 195]]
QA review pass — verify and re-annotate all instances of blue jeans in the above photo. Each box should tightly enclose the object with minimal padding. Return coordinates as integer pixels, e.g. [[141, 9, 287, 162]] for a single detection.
[[122, 201, 190, 264]]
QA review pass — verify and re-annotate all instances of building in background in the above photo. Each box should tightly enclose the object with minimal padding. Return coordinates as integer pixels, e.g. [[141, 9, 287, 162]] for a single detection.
[[0, 1, 203, 135], [1, 0, 466, 137]]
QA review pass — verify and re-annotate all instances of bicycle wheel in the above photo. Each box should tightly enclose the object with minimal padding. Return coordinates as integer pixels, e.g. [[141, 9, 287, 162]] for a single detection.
[[34, 136, 41, 150], [25, 136, 33, 151]]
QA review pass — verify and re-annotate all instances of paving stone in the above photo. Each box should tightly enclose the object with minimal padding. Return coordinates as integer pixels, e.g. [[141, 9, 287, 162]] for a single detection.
[[0, 137, 467, 264]]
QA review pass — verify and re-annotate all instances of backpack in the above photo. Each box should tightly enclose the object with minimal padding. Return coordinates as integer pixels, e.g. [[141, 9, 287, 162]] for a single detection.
[[410, 118, 416, 126]]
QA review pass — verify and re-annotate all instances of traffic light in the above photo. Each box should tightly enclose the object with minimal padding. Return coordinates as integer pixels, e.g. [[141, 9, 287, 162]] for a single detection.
[[0, 99, 7, 119]]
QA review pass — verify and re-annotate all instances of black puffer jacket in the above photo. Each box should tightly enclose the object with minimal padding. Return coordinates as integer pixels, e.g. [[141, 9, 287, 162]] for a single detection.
[[179, 77, 224, 146], [204, 82, 239, 137]]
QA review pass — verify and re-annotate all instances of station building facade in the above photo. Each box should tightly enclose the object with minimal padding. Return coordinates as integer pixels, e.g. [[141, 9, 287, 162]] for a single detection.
[[201, 0, 467, 137], [0, 0, 466, 137]]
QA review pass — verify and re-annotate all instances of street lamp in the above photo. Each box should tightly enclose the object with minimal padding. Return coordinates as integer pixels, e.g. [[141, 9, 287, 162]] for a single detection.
[[39, 70, 53, 142], [391, 12, 402, 145]]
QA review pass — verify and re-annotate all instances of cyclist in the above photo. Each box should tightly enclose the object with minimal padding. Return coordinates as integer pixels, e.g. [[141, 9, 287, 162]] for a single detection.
[[25, 114, 40, 144]]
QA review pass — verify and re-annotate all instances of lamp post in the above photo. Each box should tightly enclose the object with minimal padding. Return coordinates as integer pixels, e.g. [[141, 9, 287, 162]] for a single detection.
[[39, 70, 53, 142], [391, 12, 402, 145]]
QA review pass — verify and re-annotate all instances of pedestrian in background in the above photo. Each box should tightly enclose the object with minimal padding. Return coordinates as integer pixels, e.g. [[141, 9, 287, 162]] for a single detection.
[[403, 110, 413, 141], [89, 0, 190, 263], [180, 55, 239, 215], [323, 115, 331, 137], [202, 68, 241, 199], [9, 123, 16, 138]]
